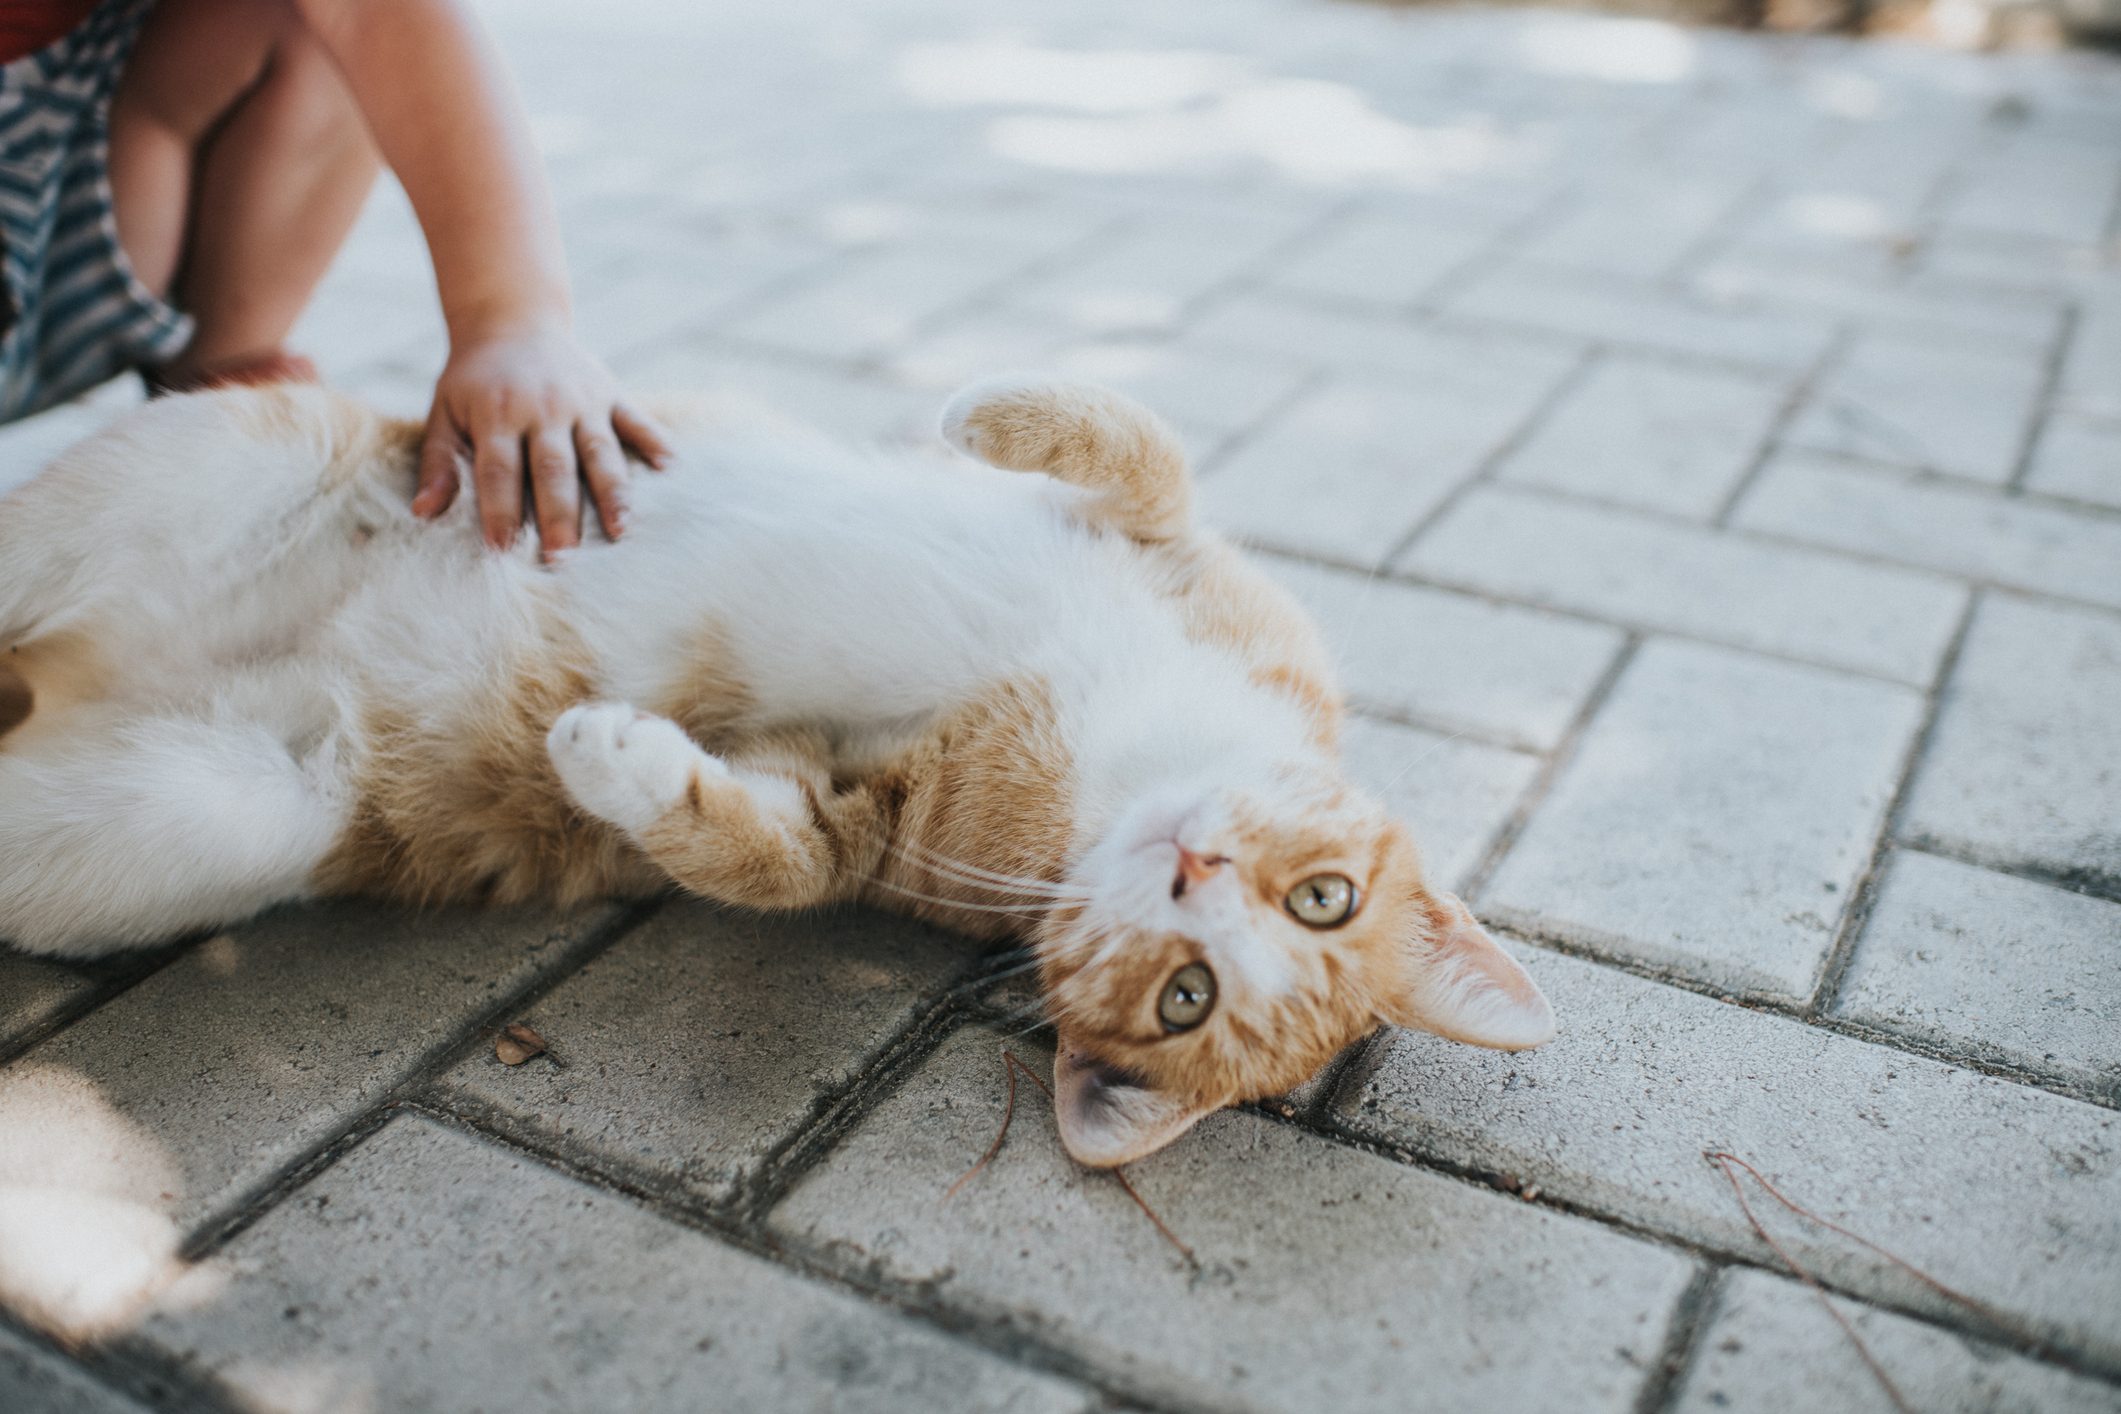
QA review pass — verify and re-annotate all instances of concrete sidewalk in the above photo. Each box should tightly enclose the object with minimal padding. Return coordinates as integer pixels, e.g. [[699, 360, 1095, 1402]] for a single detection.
[[3, 0, 2119, 1409]]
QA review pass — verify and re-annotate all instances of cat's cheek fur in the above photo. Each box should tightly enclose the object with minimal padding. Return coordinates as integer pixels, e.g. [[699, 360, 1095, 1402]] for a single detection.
[[547, 702, 721, 834]]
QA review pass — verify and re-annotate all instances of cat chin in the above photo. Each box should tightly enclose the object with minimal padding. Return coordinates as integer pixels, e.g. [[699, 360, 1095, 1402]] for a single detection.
[[1051, 1041, 1214, 1168]]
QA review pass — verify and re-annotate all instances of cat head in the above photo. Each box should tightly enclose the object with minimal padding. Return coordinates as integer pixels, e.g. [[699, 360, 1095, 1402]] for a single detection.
[[1036, 771, 1553, 1167]]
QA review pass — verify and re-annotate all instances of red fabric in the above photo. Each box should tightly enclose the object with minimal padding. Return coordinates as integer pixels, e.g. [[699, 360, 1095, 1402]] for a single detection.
[[0, 0, 101, 63]]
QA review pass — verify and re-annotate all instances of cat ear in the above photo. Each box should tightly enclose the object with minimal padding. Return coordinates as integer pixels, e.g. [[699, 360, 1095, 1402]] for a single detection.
[[1052, 1040, 1214, 1168], [1385, 893, 1556, 1050]]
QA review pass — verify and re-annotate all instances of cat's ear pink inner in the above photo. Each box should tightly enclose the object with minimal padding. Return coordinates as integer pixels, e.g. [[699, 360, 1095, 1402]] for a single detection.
[[1385, 892, 1557, 1051], [1051, 1040, 1214, 1168]]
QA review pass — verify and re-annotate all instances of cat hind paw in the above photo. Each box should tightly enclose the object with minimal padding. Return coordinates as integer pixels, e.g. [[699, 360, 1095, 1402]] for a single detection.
[[547, 703, 724, 833]]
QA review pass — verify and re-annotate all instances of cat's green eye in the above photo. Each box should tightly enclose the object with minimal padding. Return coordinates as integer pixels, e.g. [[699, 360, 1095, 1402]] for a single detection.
[[1158, 962, 1216, 1032], [1286, 873, 1357, 928]]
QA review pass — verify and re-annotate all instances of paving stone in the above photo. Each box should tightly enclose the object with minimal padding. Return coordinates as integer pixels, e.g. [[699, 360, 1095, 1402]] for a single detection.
[[1671, 1269, 2121, 1414], [2026, 413, 2121, 512], [1901, 595, 2121, 885], [1011, 207, 1313, 336], [1944, 144, 2121, 247], [1265, 557, 1626, 752], [726, 238, 1073, 362], [2059, 307, 2121, 423], [1735, 452, 2121, 611], [0, 954, 91, 1052], [1438, 261, 1838, 372], [1198, 338, 1578, 565], [139, 1114, 1092, 1414], [1268, 209, 1505, 309], [0, 1326, 145, 1414], [769, 1027, 1696, 1414], [1048, 336, 1312, 448], [1187, 291, 1584, 381], [8, 902, 619, 1234], [1481, 640, 1923, 1001], [1493, 353, 1789, 519], [1338, 716, 1540, 893], [1333, 946, 2121, 1370], [1401, 487, 1967, 685], [612, 339, 930, 445], [1834, 850, 2121, 1099], [438, 901, 970, 1205], [1785, 335, 2046, 485], [1513, 176, 1747, 281]]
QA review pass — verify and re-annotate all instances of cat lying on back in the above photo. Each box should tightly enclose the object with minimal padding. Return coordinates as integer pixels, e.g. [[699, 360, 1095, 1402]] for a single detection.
[[0, 377, 1555, 1166]]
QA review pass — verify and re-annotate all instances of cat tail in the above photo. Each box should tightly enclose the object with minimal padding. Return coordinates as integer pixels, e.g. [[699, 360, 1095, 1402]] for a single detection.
[[939, 375, 1193, 543]]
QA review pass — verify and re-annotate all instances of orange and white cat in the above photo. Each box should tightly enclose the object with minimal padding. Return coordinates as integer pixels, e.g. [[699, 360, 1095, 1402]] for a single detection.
[[0, 377, 1554, 1165]]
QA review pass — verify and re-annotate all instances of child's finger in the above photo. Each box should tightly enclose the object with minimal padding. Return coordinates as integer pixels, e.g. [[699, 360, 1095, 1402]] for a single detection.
[[412, 420, 463, 518], [576, 423, 631, 540], [612, 402, 674, 469], [474, 432, 525, 549], [529, 428, 581, 561]]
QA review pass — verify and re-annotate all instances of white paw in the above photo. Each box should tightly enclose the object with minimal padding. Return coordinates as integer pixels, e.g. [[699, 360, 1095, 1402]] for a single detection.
[[546, 703, 722, 832]]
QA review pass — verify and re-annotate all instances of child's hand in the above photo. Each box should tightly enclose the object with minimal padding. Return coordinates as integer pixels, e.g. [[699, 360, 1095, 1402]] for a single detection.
[[411, 323, 672, 559]]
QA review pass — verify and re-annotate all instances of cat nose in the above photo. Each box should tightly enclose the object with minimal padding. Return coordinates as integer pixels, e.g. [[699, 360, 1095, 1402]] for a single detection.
[[1171, 846, 1228, 900]]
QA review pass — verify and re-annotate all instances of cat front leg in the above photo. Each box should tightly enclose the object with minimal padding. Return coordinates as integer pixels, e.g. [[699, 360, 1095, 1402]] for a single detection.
[[547, 704, 880, 910], [939, 376, 1193, 542]]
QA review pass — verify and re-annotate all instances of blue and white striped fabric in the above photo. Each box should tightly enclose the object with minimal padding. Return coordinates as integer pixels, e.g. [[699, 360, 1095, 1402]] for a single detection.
[[0, 0, 190, 422]]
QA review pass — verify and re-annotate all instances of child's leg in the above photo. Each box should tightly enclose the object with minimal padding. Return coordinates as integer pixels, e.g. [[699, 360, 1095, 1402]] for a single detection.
[[108, 0, 380, 377], [0, 710, 349, 959]]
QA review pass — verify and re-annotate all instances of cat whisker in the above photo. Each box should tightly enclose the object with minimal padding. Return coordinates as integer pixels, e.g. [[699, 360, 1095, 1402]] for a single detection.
[[864, 875, 1076, 918], [887, 841, 1090, 900], [890, 839, 1088, 896]]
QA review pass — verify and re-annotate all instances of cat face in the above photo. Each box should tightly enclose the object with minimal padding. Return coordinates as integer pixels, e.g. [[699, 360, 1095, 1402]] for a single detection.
[[1037, 768, 1554, 1167]]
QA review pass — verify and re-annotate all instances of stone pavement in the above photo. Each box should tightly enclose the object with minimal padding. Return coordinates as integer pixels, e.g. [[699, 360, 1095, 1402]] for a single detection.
[[3, 0, 2120, 1409]]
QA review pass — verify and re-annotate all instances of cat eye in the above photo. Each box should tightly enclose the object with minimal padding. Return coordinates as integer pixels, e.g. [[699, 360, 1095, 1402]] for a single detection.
[[1286, 873, 1358, 928], [1157, 962, 1216, 1032]]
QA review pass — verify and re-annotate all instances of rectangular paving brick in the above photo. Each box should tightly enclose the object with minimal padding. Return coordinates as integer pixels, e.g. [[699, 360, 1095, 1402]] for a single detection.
[[1265, 558, 1626, 751], [2026, 412, 2121, 511], [1513, 177, 1746, 281], [9, 902, 620, 1234], [1333, 946, 2121, 1370], [1338, 716, 1540, 893], [1735, 452, 2121, 611], [1481, 640, 1923, 1001], [437, 901, 971, 1206], [613, 339, 929, 445], [0, 955, 91, 1052], [0, 1326, 143, 1414], [1012, 207, 1312, 337], [2059, 306, 2121, 423], [1199, 338, 1577, 565], [726, 238, 1068, 362], [769, 1027, 1696, 1414], [1438, 262, 1837, 371], [1269, 209, 1505, 309], [1785, 334, 2045, 484], [1672, 1269, 2121, 1414], [1494, 352, 1790, 518], [1188, 291, 1583, 381], [1688, 257, 2066, 351], [1400, 487, 1967, 685], [1833, 850, 2121, 1099], [139, 1114, 1091, 1414], [1901, 594, 2121, 886], [1050, 335, 1313, 451]]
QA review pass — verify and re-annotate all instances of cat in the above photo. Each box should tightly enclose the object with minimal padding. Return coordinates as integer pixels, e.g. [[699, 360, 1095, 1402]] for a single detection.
[[0, 375, 1555, 1166]]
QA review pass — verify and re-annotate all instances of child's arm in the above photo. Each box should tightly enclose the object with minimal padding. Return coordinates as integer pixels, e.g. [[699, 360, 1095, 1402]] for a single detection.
[[294, 0, 670, 557]]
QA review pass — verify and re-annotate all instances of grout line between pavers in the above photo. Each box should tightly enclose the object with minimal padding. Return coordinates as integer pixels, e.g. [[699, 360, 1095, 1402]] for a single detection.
[[1275, 1105, 2121, 1388], [1457, 634, 1643, 909], [1632, 1265, 1726, 1414], [1754, 438, 2121, 522], [1380, 341, 1605, 568], [1709, 323, 1854, 528], [1894, 834, 2121, 907], [176, 899, 666, 1261], [1805, 592, 1980, 1020], [0, 941, 193, 1070], [2004, 301, 2083, 496]]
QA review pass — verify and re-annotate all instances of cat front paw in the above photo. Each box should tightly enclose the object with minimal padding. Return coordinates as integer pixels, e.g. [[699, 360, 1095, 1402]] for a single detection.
[[547, 702, 724, 833]]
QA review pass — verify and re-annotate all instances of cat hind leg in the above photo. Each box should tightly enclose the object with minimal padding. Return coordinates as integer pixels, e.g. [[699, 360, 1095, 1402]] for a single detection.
[[0, 713, 348, 958], [939, 375, 1192, 542]]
